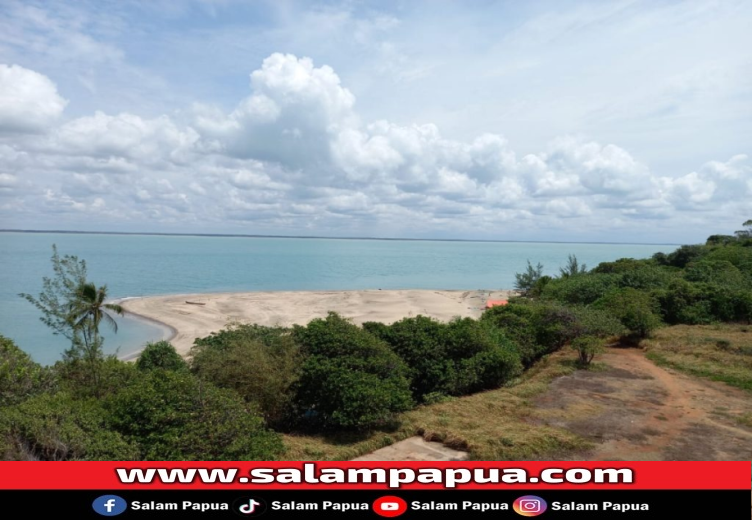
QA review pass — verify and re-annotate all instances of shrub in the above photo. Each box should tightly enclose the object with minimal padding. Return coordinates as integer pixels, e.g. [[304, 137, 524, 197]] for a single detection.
[[592, 258, 653, 274], [0, 393, 138, 460], [371, 315, 523, 400], [594, 288, 663, 339], [530, 275, 552, 298], [136, 341, 188, 372], [571, 336, 603, 367], [106, 369, 284, 460], [190, 325, 301, 427], [655, 279, 715, 324], [52, 355, 140, 399], [0, 335, 54, 406], [566, 305, 626, 341], [480, 303, 542, 366], [684, 260, 747, 288], [364, 315, 451, 400], [617, 265, 676, 291], [292, 313, 413, 430], [540, 273, 620, 305], [662, 244, 708, 268], [704, 246, 752, 276], [441, 317, 523, 395]]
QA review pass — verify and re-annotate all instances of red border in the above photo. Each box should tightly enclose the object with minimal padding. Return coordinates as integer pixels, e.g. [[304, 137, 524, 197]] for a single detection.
[[0, 461, 748, 490]]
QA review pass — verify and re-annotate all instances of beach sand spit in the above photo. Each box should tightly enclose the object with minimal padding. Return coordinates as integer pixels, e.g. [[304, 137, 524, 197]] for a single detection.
[[120, 289, 516, 358]]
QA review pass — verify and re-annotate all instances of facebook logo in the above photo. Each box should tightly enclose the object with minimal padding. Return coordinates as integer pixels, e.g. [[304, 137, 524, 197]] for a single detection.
[[92, 495, 128, 516]]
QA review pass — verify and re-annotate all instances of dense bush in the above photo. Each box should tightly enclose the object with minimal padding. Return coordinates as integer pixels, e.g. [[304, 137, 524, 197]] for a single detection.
[[540, 273, 620, 305], [368, 315, 522, 400], [438, 317, 522, 395], [655, 279, 715, 324], [0, 392, 138, 460], [191, 324, 301, 427], [483, 300, 582, 361], [292, 313, 413, 430], [106, 369, 284, 460], [655, 244, 707, 268], [136, 341, 188, 372], [617, 265, 677, 291], [0, 335, 54, 407], [52, 355, 140, 399], [683, 260, 748, 288], [480, 302, 541, 367], [594, 288, 663, 339], [592, 258, 654, 274], [363, 316, 449, 400], [703, 246, 752, 276]]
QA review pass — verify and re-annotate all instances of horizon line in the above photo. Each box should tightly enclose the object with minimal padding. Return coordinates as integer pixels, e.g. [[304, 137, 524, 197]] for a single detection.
[[0, 228, 683, 247]]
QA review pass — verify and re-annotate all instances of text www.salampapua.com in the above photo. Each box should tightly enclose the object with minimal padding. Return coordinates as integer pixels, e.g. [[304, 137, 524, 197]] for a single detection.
[[115, 465, 633, 488]]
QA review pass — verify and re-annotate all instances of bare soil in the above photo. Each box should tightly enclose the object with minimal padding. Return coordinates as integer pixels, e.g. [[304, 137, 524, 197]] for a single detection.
[[532, 347, 752, 461]]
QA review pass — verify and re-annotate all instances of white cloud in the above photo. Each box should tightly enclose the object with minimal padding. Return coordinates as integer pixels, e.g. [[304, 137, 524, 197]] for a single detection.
[[0, 56, 749, 243], [0, 64, 67, 133]]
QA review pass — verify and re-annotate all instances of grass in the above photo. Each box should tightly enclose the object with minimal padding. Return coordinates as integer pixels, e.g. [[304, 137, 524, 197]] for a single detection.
[[282, 349, 591, 460], [642, 324, 752, 392]]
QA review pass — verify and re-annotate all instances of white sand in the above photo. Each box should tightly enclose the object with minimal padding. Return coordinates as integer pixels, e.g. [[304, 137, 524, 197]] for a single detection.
[[120, 289, 516, 357]]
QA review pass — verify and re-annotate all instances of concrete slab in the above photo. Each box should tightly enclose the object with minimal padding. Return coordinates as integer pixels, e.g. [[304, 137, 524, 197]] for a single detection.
[[352, 437, 469, 461]]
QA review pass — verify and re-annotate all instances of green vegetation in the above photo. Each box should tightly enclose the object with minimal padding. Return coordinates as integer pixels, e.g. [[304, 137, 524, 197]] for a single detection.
[[292, 313, 413, 430], [18, 245, 124, 394], [514, 260, 544, 296], [364, 316, 522, 402], [3, 220, 751, 460], [643, 324, 752, 392], [190, 324, 300, 427]]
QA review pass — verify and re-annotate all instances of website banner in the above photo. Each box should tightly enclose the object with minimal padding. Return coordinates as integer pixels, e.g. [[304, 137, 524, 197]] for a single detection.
[[0, 461, 749, 518]]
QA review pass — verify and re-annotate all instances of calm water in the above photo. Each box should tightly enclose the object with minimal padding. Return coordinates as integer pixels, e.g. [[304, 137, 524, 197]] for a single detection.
[[0, 232, 677, 365]]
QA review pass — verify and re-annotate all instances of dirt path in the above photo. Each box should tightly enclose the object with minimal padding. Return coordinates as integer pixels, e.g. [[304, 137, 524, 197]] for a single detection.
[[355, 347, 752, 462], [534, 347, 752, 461]]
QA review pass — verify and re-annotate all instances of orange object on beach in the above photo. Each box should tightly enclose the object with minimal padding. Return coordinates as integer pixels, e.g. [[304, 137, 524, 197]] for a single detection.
[[486, 300, 508, 309]]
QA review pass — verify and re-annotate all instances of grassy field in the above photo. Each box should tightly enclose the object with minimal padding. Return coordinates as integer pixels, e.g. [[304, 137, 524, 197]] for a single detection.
[[642, 323, 752, 392], [282, 349, 591, 460]]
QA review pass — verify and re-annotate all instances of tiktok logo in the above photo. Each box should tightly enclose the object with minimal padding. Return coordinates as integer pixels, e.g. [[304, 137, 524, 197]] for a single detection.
[[240, 500, 262, 514], [233, 496, 267, 517]]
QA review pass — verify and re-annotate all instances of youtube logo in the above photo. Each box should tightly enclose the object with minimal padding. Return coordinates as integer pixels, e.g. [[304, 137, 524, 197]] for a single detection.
[[372, 496, 408, 518]]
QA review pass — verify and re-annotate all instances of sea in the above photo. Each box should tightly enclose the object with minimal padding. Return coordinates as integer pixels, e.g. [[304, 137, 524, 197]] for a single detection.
[[0, 231, 678, 366]]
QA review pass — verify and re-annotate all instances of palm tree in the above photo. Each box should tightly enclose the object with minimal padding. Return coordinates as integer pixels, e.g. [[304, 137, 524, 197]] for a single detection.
[[69, 282, 123, 332], [65, 282, 124, 394], [67, 282, 124, 359]]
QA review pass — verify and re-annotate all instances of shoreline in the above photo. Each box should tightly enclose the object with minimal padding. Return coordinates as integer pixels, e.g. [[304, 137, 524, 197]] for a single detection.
[[113, 300, 179, 362], [119, 288, 517, 358]]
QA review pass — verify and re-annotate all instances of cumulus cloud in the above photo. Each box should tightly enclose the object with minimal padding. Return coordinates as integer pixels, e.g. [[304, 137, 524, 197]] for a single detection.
[[0, 64, 67, 133], [0, 56, 749, 242]]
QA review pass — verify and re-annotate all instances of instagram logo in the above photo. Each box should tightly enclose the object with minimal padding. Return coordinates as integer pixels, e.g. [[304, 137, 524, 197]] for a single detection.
[[513, 495, 547, 517]]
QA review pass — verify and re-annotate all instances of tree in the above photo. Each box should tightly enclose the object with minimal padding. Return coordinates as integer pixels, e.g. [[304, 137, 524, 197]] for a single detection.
[[559, 254, 587, 278], [514, 260, 544, 296], [292, 313, 413, 430], [136, 341, 188, 372], [0, 335, 54, 407], [19, 245, 123, 392], [734, 219, 752, 239], [106, 370, 284, 460]]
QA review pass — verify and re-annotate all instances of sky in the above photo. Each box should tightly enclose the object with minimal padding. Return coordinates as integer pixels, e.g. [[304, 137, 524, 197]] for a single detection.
[[0, 0, 750, 244]]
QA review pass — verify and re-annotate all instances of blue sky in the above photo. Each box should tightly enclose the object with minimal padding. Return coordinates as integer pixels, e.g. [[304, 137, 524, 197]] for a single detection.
[[0, 0, 750, 243]]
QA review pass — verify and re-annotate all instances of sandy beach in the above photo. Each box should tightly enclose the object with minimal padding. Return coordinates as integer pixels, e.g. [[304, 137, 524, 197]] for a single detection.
[[120, 289, 516, 357]]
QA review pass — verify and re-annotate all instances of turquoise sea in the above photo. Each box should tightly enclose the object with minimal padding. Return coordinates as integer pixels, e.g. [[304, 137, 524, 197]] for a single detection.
[[0, 231, 678, 365]]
